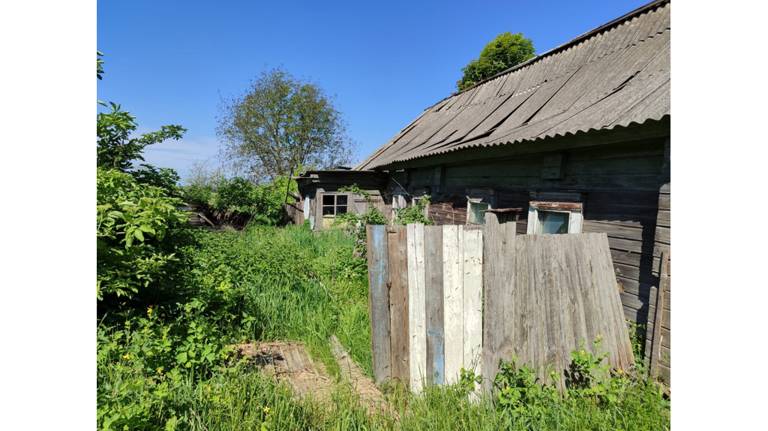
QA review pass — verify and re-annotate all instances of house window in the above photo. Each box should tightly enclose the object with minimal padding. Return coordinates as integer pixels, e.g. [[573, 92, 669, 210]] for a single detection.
[[322, 194, 348, 216], [467, 199, 490, 225], [526, 201, 583, 234]]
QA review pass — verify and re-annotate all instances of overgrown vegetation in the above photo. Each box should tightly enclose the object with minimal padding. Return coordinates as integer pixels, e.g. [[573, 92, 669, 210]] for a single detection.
[[98, 225, 669, 430], [182, 173, 295, 227]]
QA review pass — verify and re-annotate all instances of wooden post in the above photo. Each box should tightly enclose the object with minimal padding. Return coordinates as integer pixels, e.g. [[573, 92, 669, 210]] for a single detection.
[[649, 251, 669, 378]]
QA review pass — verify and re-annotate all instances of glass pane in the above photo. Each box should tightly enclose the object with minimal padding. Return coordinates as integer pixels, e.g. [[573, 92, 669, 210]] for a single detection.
[[468, 201, 489, 224], [337, 205, 347, 214], [323, 195, 335, 206], [322, 205, 335, 216], [538, 211, 569, 234], [336, 195, 347, 205]]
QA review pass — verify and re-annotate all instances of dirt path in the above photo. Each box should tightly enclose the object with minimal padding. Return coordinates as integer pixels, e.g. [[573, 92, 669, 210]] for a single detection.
[[235, 338, 393, 417]]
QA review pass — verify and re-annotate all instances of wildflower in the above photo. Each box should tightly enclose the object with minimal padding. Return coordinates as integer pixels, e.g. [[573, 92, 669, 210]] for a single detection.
[[263, 406, 271, 415], [121, 353, 131, 360], [147, 306, 154, 317]]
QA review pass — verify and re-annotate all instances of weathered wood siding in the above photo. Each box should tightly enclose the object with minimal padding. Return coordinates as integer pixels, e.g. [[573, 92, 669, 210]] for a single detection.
[[392, 138, 668, 328]]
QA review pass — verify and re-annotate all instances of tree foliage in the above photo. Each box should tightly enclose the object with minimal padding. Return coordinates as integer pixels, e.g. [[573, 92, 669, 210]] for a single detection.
[[457, 32, 535, 91], [97, 102, 186, 172], [217, 68, 351, 182]]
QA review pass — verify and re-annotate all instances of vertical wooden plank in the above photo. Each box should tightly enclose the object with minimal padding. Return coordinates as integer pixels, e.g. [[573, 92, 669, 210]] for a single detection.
[[481, 216, 516, 392], [650, 251, 669, 377], [442, 225, 463, 384], [407, 224, 427, 392], [424, 226, 445, 385], [387, 225, 409, 384], [462, 228, 483, 388], [366, 224, 391, 384]]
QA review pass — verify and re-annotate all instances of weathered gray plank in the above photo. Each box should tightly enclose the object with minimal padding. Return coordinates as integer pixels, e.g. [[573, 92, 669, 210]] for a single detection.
[[482, 217, 517, 391], [442, 225, 463, 384], [462, 227, 484, 387], [387, 226, 410, 384], [424, 226, 445, 385], [407, 224, 427, 392], [366, 225, 391, 384]]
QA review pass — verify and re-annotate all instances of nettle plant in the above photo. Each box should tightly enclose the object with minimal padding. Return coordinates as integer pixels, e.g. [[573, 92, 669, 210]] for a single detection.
[[394, 195, 432, 225], [334, 185, 387, 255]]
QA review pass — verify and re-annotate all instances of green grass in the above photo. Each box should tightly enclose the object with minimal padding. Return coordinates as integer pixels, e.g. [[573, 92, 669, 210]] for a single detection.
[[97, 224, 670, 430]]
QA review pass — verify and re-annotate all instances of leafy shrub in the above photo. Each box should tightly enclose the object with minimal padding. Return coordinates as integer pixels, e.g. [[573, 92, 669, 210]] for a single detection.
[[97, 168, 188, 300], [394, 195, 432, 225], [130, 163, 182, 197], [335, 184, 388, 255], [182, 176, 295, 227]]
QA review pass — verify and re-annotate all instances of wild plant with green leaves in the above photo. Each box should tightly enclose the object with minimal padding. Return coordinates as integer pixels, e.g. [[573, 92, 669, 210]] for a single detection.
[[394, 195, 432, 225]]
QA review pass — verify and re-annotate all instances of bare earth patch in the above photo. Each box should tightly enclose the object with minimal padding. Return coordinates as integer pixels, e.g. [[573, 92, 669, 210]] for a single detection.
[[235, 338, 393, 418]]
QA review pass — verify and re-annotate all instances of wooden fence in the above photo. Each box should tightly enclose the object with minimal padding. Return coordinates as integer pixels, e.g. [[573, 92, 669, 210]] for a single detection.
[[366, 217, 634, 392]]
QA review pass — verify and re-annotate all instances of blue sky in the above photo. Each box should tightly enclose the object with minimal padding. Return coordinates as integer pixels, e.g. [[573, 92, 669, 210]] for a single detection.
[[98, 0, 649, 181]]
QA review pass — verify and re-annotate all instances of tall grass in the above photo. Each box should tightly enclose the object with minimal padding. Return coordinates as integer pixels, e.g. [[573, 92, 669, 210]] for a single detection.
[[97, 224, 670, 430]]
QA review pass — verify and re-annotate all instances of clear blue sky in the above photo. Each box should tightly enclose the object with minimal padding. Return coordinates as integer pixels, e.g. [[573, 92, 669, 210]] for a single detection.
[[98, 0, 649, 181]]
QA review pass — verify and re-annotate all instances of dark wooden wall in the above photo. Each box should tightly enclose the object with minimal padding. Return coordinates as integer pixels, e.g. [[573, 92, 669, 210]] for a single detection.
[[389, 137, 669, 330]]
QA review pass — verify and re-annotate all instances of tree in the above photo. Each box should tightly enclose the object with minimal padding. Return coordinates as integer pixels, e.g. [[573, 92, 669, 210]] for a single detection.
[[457, 32, 535, 91], [97, 102, 186, 172], [217, 68, 351, 182]]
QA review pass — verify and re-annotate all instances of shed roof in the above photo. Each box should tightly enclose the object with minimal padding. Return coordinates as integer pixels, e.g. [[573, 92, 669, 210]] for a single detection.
[[357, 0, 670, 170]]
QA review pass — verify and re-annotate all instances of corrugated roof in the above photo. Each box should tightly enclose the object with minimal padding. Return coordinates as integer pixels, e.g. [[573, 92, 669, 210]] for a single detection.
[[357, 0, 670, 170]]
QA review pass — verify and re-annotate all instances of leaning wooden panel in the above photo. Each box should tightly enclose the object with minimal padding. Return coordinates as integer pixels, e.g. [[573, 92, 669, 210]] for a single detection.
[[496, 233, 634, 387], [424, 226, 445, 385], [366, 225, 391, 384], [462, 228, 483, 386], [442, 225, 464, 384], [387, 225, 410, 384], [407, 224, 427, 392]]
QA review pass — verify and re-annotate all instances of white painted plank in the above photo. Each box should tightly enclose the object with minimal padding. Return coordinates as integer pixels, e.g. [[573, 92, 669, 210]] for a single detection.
[[407, 224, 427, 392], [462, 228, 483, 387], [442, 225, 463, 384]]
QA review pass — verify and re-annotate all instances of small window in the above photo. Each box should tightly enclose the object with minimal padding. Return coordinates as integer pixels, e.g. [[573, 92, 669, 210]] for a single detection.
[[527, 201, 583, 234], [467, 200, 490, 225], [322, 194, 348, 216]]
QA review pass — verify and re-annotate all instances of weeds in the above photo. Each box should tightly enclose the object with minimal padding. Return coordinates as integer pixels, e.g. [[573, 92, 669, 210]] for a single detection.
[[98, 224, 669, 430]]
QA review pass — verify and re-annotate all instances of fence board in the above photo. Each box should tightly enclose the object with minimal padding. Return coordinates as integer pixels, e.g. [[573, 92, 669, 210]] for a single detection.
[[366, 225, 391, 384], [442, 225, 463, 384], [462, 228, 483, 384], [482, 216, 516, 391], [407, 224, 427, 392], [387, 226, 410, 383], [424, 226, 445, 385], [368, 225, 635, 393]]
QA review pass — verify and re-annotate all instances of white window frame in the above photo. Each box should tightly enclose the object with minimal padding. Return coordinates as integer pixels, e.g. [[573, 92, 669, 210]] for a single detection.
[[526, 201, 583, 234], [392, 193, 407, 210], [466, 197, 492, 225]]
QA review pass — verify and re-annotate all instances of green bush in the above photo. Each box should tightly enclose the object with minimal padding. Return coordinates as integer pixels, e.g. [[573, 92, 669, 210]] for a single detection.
[[97, 168, 188, 300], [182, 176, 295, 226]]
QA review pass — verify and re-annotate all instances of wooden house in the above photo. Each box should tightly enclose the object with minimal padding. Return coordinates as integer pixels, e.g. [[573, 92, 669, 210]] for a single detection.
[[296, 0, 670, 381]]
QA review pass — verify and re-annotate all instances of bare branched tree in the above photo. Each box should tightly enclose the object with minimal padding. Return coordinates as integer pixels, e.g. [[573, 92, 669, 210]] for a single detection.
[[217, 68, 352, 182]]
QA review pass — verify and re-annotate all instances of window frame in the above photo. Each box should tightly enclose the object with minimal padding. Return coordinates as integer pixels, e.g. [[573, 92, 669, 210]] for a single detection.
[[526, 201, 583, 234], [321, 193, 349, 217], [466, 198, 491, 225]]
